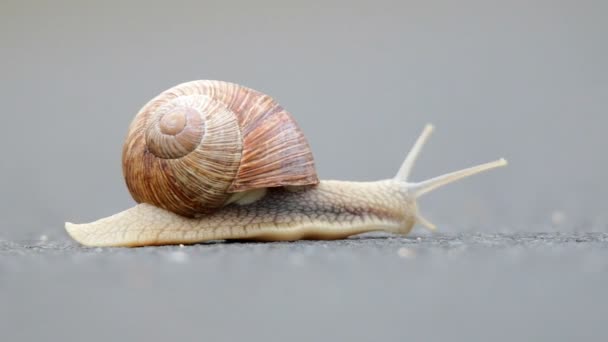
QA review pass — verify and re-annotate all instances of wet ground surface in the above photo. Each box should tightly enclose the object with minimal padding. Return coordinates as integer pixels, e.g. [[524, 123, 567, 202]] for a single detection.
[[2, 232, 607, 341]]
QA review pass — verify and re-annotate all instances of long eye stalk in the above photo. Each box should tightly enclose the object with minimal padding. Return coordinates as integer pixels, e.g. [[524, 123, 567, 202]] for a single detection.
[[409, 158, 507, 198]]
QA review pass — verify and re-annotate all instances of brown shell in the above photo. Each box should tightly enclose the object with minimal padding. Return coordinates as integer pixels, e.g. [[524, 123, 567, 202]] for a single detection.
[[122, 80, 319, 217]]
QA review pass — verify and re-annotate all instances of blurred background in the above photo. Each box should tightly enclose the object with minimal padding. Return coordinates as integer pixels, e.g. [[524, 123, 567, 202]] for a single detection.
[[1, 1, 607, 341], [0, 0, 606, 239]]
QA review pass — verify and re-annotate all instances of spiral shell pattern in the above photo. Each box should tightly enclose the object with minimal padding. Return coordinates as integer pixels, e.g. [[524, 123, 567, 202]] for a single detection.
[[122, 80, 318, 217]]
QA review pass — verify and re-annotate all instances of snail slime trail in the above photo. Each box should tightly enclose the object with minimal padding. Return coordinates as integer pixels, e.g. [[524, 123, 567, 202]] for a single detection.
[[66, 80, 507, 247]]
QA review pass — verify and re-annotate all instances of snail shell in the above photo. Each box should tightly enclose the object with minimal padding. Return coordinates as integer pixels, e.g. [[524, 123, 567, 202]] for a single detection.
[[122, 80, 319, 217]]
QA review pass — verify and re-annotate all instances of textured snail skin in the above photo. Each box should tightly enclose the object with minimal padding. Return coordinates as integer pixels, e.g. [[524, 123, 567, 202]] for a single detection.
[[65, 180, 417, 247]]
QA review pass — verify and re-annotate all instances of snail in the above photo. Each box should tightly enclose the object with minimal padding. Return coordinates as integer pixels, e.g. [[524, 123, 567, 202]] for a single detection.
[[65, 80, 507, 247]]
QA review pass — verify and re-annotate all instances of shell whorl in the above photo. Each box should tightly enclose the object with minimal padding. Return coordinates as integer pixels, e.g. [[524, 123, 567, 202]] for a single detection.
[[144, 100, 206, 159], [122, 80, 319, 217]]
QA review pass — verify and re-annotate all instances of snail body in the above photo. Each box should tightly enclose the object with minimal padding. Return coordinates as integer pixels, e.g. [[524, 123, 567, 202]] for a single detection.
[[66, 80, 507, 247]]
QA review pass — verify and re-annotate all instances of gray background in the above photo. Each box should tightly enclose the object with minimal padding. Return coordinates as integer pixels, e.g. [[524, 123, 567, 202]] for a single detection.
[[1, 0, 607, 341]]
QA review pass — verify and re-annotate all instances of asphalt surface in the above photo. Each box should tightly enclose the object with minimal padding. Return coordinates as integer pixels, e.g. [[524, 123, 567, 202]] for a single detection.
[[2, 231, 607, 342]]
